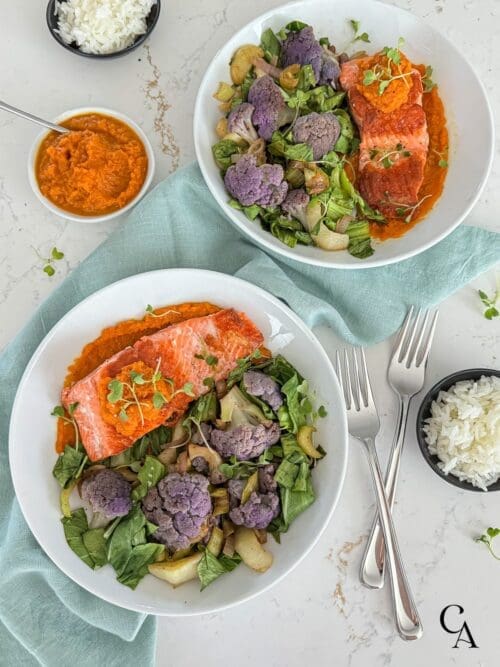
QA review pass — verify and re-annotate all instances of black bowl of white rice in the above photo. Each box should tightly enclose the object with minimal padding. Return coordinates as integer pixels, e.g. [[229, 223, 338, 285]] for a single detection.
[[46, 0, 161, 59], [416, 369, 500, 492]]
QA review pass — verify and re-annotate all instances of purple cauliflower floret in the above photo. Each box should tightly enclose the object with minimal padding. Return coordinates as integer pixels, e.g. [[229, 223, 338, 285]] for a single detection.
[[191, 456, 209, 474], [227, 103, 259, 144], [224, 154, 288, 207], [280, 26, 323, 81], [319, 50, 340, 87], [142, 472, 212, 552], [228, 478, 246, 509], [211, 422, 281, 461], [190, 422, 213, 446], [247, 75, 294, 140], [81, 469, 132, 519], [229, 490, 280, 529], [280, 188, 310, 228], [292, 112, 341, 160], [258, 464, 278, 494], [243, 370, 284, 411]]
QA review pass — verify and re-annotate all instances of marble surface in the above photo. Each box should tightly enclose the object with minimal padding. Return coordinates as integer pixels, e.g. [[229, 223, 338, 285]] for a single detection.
[[0, 0, 499, 665]]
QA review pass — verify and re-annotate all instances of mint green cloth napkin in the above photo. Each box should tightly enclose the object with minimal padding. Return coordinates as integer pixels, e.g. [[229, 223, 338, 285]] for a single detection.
[[1, 163, 498, 666]]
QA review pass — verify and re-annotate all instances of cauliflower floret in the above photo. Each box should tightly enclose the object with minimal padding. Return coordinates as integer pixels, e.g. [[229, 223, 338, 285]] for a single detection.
[[258, 464, 278, 493], [81, 469, 132, 519], [229, 490, 280, 529], [280, 26, 323, 81], [224, 154, 288, 207], [142, 473, 212, 552], [211, 422, 281, 461], [227, 103, 259, 144], [281, 188, 310, 228], [292, 112, 340, 160], [243, 370, 284, 411], [247, 75, 295, 140]]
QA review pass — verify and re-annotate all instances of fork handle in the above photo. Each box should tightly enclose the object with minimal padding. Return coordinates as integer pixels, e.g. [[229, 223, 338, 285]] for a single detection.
[[362, 436, 422, 641], [360, 394, 410, 588]]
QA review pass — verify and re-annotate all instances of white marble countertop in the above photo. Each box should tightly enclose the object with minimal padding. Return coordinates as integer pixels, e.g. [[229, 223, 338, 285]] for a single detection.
[[1, 0, 499, 665]]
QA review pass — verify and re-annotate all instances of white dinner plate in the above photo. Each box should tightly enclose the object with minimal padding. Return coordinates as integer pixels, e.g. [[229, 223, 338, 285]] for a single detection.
[[9, 269, 348, 616], [194, 0, 494, 269]]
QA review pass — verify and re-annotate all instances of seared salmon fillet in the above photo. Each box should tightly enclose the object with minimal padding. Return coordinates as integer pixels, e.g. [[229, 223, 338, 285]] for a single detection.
[[62, 309, 264, 461], [340, 53, 429, 209]]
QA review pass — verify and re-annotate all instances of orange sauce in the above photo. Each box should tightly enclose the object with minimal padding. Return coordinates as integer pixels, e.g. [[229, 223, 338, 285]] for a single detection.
[[36, 113, 148, 216]]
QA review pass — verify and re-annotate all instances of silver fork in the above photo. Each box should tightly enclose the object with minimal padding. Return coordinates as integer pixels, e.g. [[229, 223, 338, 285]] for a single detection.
[[360, 308, 439, 590], [336, 347, 423, 641]]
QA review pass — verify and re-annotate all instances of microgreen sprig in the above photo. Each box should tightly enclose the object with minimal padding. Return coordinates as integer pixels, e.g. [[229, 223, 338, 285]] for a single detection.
[[145, 304, 180, 318], [370, 143, 411, 168], [422, 65, 436, 92], [478, 274, 499, 320], [33, 246, 65, 277], [107, 360, 195, 423], [349, 19, 370, 44], [387, 194, 433, 223], [51, 402, 80, 449], [475, 527, 500, 559], [363, 38, 411, 95], [432, 148, 448, 168]]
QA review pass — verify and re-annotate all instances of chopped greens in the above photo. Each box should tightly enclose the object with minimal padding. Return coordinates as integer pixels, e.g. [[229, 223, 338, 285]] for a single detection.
[[349, 19, 370, 44], [478, 274, 499, 320], [197, 549, 242, 590]]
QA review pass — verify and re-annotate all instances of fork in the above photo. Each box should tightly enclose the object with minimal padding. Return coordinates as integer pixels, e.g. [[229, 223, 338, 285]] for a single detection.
[[360, 308, 439, 590], [336, 347, 423, 641]]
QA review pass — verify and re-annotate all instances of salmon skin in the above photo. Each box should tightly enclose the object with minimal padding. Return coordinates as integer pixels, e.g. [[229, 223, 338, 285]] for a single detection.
[[339, 55, 429, 210], [62, 309, 264, 461]]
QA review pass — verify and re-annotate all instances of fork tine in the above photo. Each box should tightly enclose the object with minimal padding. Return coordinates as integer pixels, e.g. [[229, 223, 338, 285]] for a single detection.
[[401, 308, 423, 366], [350, 347, 361, 410], [358, 347, 374, 407], [343, 349, 353, 410], [336, 349, 350, 409], [408, 309, 429, 367], [416, 309, 439, 367], [393, 306, 414, 362]]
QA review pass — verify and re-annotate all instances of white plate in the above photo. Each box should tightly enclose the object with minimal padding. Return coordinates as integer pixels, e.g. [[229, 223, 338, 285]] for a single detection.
[[194, 0, 494, 269], [27, 106, 155, 224], [9, 269, 348, 616]]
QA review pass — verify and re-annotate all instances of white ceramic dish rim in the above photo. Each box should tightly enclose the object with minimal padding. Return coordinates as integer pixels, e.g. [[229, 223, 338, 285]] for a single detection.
[[9, 268, 348, 616], [193, 0, 495, 269], [27, 106, 155, 224]]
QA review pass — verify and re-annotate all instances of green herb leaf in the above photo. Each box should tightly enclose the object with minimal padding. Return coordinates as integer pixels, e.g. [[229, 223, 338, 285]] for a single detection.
[[475, 527, 500, 560], [152, 391, 166, 410], [477, 278, 500, 320], [182, 382, 195, 397], [43, 264, 55, 277], [51, 247, 64, 260], [363, 70, 376, 86], [318, 405, 327, 418], [350, 19, 360, 33], [297, 64, 317, 91], [267, 130, 314, 162], [107, 379, 124, 403], [226, 350, 264, 389], [51, 405, 65, 418], [438, 159, 448, 168], [422, 65, 436, 92], [381, 156, 392, 169], [119, 408, 128, 422], [212, 139, 242, 173], [130, 371, 146, 385], [132, 455, 166, 501]]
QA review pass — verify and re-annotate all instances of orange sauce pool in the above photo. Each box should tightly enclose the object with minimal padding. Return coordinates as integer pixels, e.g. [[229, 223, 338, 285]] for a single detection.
[[55, 303, 271, 453], [36, 113, 148, 216], [370, 67, 449, 241]]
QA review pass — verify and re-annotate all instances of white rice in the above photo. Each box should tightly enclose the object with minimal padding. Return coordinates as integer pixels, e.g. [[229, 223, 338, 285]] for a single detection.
[[55, 0, 156, 55], [423, 375, 500, 490]]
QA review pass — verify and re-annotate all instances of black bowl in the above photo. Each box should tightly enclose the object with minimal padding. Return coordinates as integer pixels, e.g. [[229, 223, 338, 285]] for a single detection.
[[46, 0, 161, 59], [416, 368, 500, 492]]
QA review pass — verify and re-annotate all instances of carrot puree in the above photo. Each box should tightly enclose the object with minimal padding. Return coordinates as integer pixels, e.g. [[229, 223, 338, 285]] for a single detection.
[[36, 112, 148, 216]]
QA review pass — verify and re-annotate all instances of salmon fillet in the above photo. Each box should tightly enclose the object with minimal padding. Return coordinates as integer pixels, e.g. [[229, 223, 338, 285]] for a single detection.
[[62, 309, 264, 461], [340, 55, 429, 209]]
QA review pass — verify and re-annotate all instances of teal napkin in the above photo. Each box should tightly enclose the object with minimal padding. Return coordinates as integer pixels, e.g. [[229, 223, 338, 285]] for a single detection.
[[1, 163, 498, 666]]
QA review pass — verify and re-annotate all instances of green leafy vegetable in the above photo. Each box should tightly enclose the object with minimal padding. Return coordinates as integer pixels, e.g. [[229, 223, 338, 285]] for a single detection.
[[422, 65, 436, 92], [107, 506, 165, 589], [183, 390, 218, 446], [278, 375, 313, 433], [212, 140, 243, 173], [219, 446, 283, 479], [346, 220, 374, 259], [132, 456, 166, 501], [285, 20, 309, 32], [297, 64, 317, 91], [268, 131, 314, 162], [197, 549, 242, 590], [82, 528, 108, 568], [52, 444, 88, 488], [475, 527, 500, 560], [61, 509, 107, 569], [108, 425, 172, 468], [260, 28, 281, 64], [332, 109, 356, 154], [226, 349, 263, 389]]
